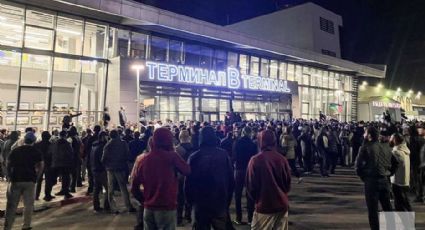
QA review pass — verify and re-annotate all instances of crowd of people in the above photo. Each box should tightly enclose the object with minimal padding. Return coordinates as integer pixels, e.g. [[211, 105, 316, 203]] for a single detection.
[[0, 115, 425, 230]]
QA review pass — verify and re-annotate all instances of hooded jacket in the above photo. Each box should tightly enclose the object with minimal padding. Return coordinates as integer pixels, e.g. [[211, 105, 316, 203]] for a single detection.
[[246, 130, 291, 214], [102, 138, 130, 171], [185, 126, 234, 215], [131, 128, 190, 210], [51, 138, 74, 169], [391, 142, 410, 186]]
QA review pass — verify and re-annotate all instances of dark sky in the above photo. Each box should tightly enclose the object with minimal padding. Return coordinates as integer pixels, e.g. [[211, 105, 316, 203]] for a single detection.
[[137, 0, 425, 92]]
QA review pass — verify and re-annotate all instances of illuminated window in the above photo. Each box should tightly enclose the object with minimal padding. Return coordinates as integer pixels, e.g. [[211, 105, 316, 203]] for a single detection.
[[260, 58, 269, 77], [270, 60, 278, 79], [250, 56, 259, 76], [55, 16, 83, 55]]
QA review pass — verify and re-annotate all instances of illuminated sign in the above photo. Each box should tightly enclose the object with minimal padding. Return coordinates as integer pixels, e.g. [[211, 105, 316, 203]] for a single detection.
[[372, 101, 401, 109], [143, 61, 292, 93]]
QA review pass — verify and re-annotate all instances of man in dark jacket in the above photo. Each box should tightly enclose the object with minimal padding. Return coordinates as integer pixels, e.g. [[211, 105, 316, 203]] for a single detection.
[[85, 125, 101, 195], [90, 131, 110, 212], [220, 132, 235, 158], [68, 127, 82, 193], [52, 130, 74, 199], [102, 129, 135, 214], [352, 122, 365, 165], [355, 126, 393, 230], [246, 129, 291, 229], [128, 131, 145, 171], [34, 131, 55, 201], [186, 126, 235, 229], [233, 127, 257, 225]]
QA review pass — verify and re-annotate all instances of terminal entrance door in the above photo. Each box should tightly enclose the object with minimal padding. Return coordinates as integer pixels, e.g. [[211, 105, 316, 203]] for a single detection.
[[201, 112, 219, 123]]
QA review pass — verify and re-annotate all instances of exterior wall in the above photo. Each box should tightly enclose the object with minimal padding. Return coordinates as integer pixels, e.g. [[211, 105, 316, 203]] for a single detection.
[[227, 2, 343, 58], [226, 5, 315, 51]]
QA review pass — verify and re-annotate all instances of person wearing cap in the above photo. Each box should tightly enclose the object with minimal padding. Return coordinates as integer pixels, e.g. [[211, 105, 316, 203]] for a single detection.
[[131, 127, 190, 228], [4, 132, 43, 230], [233, 126, 257, 225], [246, 129, 291, 230], [185, 126, 234, 229]]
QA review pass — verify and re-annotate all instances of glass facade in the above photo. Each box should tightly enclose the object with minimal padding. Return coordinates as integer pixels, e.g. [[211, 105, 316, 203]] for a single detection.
[[0, 2, 356, 131]]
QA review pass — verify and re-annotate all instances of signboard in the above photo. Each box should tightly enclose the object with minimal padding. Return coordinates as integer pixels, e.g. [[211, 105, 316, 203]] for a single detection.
[[137, 61, 297, 94], [372, 101, 401, 109]]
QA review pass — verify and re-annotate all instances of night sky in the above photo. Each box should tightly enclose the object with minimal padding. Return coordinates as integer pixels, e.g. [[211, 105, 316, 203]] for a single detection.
[[137, 0, 425, 92]]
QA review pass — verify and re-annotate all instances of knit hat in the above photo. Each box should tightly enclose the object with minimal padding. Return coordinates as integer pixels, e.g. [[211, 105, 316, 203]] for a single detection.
[[24, 132, 37, 144]]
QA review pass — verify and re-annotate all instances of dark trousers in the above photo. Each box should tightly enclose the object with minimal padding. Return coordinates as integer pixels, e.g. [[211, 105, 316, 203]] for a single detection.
[[86, 164, 94, 194], [328, 151, 338, 174], [193, 207, 229, 230], [392, 184, 412, 211], [234, 170, 254, 223], [364, 178, 393, 230], [134, 204, 144, 230], [288, 159, 301, 178], [35, 168, 55, 199], [93, 171, 110, 211], [56, 167, 71, 195], [413, 167, 425, 201], [70, 163, 82, 191], [302, 149, 313, 172], [295, 144, 304, 169], [352, 144, 361, 165], [318, 149, 329, 176], [177, 177, 191, 223]]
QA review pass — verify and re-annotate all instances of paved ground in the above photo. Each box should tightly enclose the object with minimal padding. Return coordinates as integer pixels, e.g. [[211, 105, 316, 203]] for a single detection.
[[1, 167, 425, 229]]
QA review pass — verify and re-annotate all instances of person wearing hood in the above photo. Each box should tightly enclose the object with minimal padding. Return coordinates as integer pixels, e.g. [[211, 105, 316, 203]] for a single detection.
[[390, 133, 412, 211], [2, 131, 19, 179], [51, 130, 75, 199], [131, 127, 190, 229], [246, 129, 291, 230], [185, 126, 234, 229]]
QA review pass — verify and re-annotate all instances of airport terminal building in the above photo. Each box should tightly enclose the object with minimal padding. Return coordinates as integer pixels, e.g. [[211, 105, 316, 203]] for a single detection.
[[0, 0, 385, 130]]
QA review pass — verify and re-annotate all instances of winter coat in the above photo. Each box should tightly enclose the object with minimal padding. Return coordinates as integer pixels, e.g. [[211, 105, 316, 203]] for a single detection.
[[356, 141, 392, 180], [391, 143, 410, 186], [51, 138, 74, 169], [90, 140, 107, 173], [281, 134, 297, 159], [185, 127, 234, 215], [102, 138, 130, 171], [34, 140, 52, 168], [234, 136, 258, 171]]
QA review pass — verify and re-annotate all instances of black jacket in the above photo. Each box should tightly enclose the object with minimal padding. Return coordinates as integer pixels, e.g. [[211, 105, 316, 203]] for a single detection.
[[34, 140, 52, 168], [51, 138, 74, 169], [102, 138, 129, 171], [356, 141, 392, 180], [185, 127, 234, 215], [90, 140, 107, 173], [234, 136, 257, 171]]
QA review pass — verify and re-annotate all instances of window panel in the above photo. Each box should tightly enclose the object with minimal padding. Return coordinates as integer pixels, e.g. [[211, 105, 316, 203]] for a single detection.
[[130, 32, 147, 59], [169, 40, 183, 64], [270, 60, 278, 79], [24, 26, 54, 50], [250, 56, 259, 76], [328, 72, 335, 89], [239, 54, 249, 75], [83, 22, 106, 58], [322, 71, 329, 88], [55, 16, 83, 55], [279, 62, 287, 80], [200, 46, 213, 68], [184, 43, 200, 66], [295, 65, 302, 83], [26, 9, 54, 28], [0, 50, 20, 109], [21, 54, 52, 87], [0, 3, 24, 47], [227, 52, 237, 68], [214, 49, 226, 70], [260, 58, 269, 77], [150, 36, 168, 62], [287, 63, 294, 81]]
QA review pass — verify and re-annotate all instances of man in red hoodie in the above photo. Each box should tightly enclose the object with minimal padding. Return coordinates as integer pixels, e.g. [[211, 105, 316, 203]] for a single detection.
[[131, 128, 190, 229], [246, 129, 291, 230]]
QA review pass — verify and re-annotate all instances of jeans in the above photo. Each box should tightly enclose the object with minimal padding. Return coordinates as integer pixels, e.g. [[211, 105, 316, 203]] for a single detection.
[[70, 162, 82, 190], [35, 168, 55, 199], [364, 177, 393, 230], [143, 209, 176, 230], [302, 149, 313, 172], [86, 164, 94, 194], [56, 167, 71, 195], [4, 182, 36, 230], [328, 151, 338, 174], [392, 184, 412, 211], [93, 171, 110, 211], [234, 169, 254, 223], [106, 170, 133, 212], [193, 207, 228, 230], [342, 145, 352, 167], [135, 204, 144, 230], [318, 149, 329, 176], [413, 167, 425, 201]]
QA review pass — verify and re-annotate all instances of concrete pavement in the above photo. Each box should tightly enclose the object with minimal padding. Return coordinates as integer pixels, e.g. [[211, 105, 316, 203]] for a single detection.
[[1, 168, 425, 229]]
